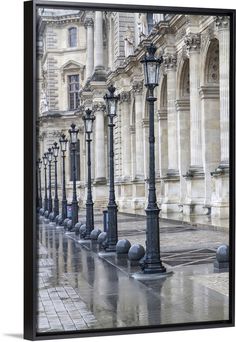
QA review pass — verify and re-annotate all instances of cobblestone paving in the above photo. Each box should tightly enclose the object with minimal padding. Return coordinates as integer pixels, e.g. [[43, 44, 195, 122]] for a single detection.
[[37, 243, 98, 332]]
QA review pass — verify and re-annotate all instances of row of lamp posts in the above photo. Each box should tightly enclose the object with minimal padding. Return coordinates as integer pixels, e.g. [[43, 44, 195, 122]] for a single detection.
[[37, 44, 166, 275]]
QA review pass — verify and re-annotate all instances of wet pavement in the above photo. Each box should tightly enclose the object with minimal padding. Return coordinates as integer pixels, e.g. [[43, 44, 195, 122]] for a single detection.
[[37, 212, 229, 333]]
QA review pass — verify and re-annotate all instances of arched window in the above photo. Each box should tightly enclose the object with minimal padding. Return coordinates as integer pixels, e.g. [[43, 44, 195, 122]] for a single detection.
[[68, 27, 77, 47], [70, 140, 80, 181]]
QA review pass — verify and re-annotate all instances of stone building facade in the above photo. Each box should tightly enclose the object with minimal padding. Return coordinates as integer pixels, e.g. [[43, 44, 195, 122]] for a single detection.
[[36, 9, 230, 222]]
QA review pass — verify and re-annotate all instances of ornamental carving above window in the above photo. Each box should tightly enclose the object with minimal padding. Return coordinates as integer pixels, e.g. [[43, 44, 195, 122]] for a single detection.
[[206, 40, 219, 83]]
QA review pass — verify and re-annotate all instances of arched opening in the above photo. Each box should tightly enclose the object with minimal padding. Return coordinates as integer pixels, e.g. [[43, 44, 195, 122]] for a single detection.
[[200, 38, 220, 206], [157, 75, 168, 178]]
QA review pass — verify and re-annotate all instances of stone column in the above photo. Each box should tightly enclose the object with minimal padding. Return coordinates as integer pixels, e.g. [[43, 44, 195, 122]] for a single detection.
[[184, 33, 203, 170], [94, 11, 104, 70], [157, 110, 168, 178], [93, 102, 106, 183], [163, 54, 179, 174], [176, 99, 190, 203], [120, 91, 131, 179], [84, 18, 94, 80], [216, 16, 230, 167], [132, 81, 144, 179]]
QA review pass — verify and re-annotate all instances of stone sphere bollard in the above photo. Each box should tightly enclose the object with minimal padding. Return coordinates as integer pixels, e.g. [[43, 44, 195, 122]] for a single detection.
[[55, 214, 61, 224], [58, 216, 64, 226], [90, 229, 102, 240], [49, 212, 55, 221], [216, 244, 229, 262], [44, 210, 49, 218], [63, 218, 70, 228], [66, 219, 73, 231], [79, 224, 87, 239], [128, 244, 145, 261], [116, 239, 131, 254], [75, 221, 83, 235], [97, 232, 107, 245], [214, 244, 229, 272]]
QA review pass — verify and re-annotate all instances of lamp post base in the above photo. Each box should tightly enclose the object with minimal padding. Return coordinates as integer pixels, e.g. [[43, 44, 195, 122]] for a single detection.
[[85, 202, 94, 239], [71, 200, 78, 229], [105, 204, 118, 253], [140, 260, 166, 274]]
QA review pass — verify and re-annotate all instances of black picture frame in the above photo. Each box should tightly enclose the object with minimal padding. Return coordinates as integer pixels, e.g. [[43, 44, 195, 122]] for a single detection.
[[24, 0, 236, 340]]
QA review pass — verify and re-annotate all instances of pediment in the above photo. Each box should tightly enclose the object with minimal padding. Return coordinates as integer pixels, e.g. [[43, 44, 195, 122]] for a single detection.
[[61, 60, 84, 71]]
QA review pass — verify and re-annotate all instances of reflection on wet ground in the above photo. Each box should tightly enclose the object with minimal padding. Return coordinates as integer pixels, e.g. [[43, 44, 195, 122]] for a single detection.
[[37, 214, 229, 333]]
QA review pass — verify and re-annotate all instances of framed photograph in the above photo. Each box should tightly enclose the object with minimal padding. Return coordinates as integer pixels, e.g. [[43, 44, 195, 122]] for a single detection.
[[24, 0, 235, 340]]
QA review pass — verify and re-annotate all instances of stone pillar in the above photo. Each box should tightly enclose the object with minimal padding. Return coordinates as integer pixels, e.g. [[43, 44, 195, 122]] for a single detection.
[[176, 99, 190, 204], [216, 16, 230, 167], [163, 53, 179, 174], [93, 102, 106, 183], [161, 54, 180, 213], [181, 33, 205, 216], [210, 16, 230, 219], [157, 110, 168, 178], [199, 86, 220, 207], [94, 11, 104, 70], [132, 81, 144, 179], [120, 91, 131, 179], [84, 18, 94, 80], [184, 33, 203, 170]]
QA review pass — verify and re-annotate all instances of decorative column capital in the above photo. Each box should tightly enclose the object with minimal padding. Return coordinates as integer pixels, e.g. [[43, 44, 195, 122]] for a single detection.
[[84, 17, 94, 28], [132, 80, 143, 95], [215, 16, 230, 30], [92, 102, 106, 113], [75, 104, 85, 116], [120, 91, 131, 103], [184, 33, 201, 52], [163, 53, 177, 70]]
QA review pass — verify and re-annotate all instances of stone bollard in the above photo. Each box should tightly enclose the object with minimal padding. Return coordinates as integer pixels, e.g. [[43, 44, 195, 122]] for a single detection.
[[55, 214, 60, 224], [66, 219, 73, 231], [79, 224, 86, 239], [90, 229, 102, 241], [75, 222, 83, 235], [63, 218, 70, 230], [97, 232, 107, 250], [115, 239, 131, 266], [128, 244, 145, 267], [116, 239, 131, 255], [214, 244, 229, 272]]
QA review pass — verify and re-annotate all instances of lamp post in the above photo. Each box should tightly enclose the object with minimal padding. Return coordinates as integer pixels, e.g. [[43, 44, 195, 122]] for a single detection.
[[104, 85, 120, 252], [37, 158, 43, 210], [52, 142, 60, 219], [59, 134, 68, 222], [68, 123, 79, 229], [42, 153, 48, 213], [140, 43, 166, 274], [47, 147, 53, 215], [83, 108, 95, 239]]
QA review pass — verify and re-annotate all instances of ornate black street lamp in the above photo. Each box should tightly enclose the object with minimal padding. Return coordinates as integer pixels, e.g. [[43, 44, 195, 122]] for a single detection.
[[68, 123, 79, 229], [59, 134, 68, 222], [37, 158, 43, 210], [42, 153, 48, 213], [47, 147, 53, 215], [140, 43, 166, 274], [104, 85, 120, 252], [52, 142, 60, 219], [83, 108, 95, 239]]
